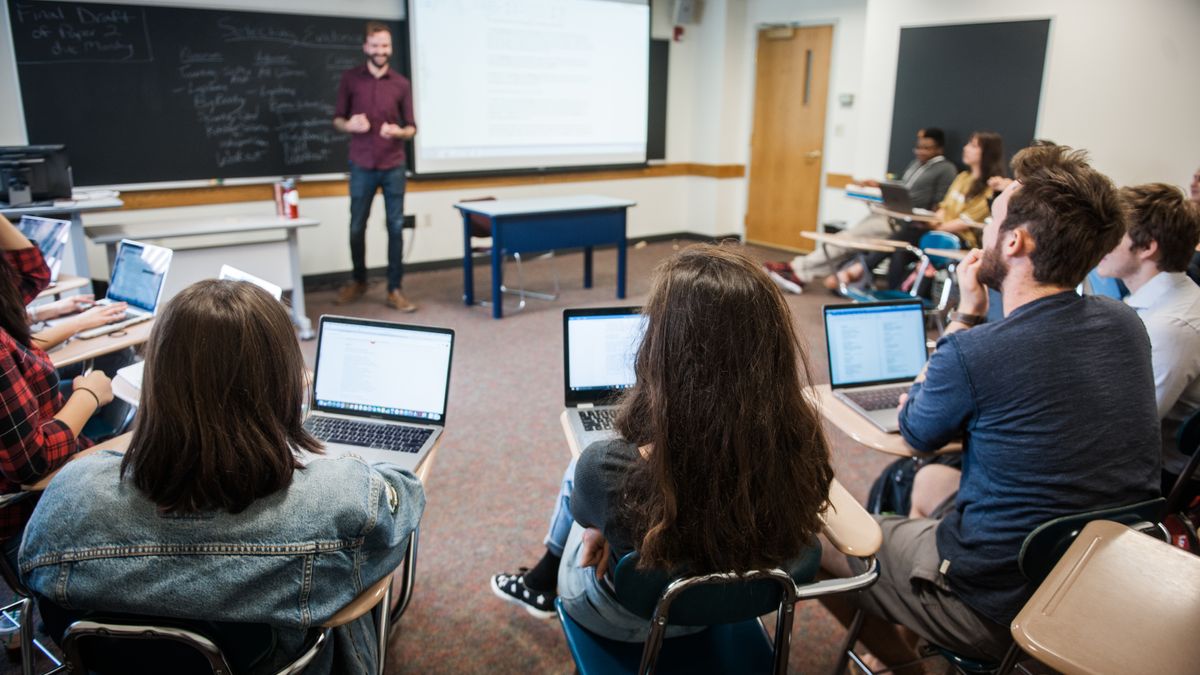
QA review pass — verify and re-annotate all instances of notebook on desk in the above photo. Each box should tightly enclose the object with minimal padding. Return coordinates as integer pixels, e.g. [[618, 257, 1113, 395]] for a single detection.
[[562, 307, 646, 452], [17, 215, 70, 283], [824, 300, 927, 433], [73, 239, 173, 339], [305, 315, 454, 472]]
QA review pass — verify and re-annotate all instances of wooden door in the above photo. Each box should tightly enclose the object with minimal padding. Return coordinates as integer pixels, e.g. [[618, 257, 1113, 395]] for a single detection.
[[745, 25, 833, 252]]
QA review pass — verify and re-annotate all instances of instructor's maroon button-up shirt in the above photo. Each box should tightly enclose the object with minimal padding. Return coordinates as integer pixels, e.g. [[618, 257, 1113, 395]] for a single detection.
[[334, 65, 416, 170]]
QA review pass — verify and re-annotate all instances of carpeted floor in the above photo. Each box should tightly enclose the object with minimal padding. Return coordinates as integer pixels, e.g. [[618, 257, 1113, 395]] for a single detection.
[[6, 239, 903, 674]]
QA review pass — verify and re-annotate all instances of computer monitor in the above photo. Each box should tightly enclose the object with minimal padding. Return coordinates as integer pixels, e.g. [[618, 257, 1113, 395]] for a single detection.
[[0, 145, 73, 207]]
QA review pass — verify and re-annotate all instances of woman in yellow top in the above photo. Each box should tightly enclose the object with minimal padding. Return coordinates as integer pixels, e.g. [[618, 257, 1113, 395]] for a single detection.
[[830, 131, 1005, 291]]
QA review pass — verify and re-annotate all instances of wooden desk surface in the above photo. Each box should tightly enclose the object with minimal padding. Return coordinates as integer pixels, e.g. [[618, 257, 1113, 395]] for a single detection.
[[869, 204, 939, 223], [924, 248, 967, 261], [808, 384, 960, 457], [35, 275, 89, 300], [801, 231, 898, 254], [85, 215, 319, 245], [50, 318, 154, 369], [1012, 520, 1200, 675]]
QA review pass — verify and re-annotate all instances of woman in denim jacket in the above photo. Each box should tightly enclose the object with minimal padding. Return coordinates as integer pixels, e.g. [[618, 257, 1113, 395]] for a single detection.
[[20, 279, 425, 674]]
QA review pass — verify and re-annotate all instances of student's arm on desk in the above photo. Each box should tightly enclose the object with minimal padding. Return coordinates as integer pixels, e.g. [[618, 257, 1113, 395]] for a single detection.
[[23, 432, 131, 491], [31, 303, 129, 351], [898, 335, 974, 454]]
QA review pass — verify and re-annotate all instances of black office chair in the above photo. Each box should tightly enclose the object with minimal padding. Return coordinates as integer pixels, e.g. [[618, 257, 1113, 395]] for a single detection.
[[835, 497, 1167, 675], [462, 196, 560, 311], [1165, 408, 1200, 514], [0, 492, 63, 675], [557, 543, 879, 675]]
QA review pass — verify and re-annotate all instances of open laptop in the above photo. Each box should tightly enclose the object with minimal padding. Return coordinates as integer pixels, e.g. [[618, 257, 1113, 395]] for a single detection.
[[219, 264, 283, 300], [305, 316, 454, 472], [562, 306, 646, 452], [824, 299, 928, 433], [880, 181, 935, 217], [74, 239, 173, 339], [17, 215, 70, 283]]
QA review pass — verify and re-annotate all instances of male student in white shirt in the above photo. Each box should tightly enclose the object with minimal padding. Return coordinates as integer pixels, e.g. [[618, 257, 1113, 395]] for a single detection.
[[1098, 182, 1200, 497]]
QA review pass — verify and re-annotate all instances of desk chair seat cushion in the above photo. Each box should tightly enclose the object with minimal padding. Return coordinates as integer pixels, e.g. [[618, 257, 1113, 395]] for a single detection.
[[557, 598, 776, 675]]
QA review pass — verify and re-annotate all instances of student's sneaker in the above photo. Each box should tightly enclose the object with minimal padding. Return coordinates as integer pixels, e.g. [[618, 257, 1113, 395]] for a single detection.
[[763, 261, 804, 294], [490, 569, 557, 619]]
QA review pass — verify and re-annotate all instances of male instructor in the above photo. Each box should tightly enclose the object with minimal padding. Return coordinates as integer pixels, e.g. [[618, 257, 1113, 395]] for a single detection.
[[333, 21, 417, 312]]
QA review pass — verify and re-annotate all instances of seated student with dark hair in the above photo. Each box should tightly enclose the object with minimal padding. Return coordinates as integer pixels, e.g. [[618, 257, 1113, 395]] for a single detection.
[[831, 131, 1006, 292], [1097, 183, 1200, 500], [20, 280, 425, 674], [0, 214, 111, 568], [1189, 166, 1200, 286], [819, 145, 1161, 669], [764, 127, 957, 292], [491, 244, 834, 639]]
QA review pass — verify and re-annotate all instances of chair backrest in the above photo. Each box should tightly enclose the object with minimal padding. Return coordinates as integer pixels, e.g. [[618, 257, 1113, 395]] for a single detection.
[[611, 544, 821, 626], [916, 231, 962, 269], [1018, 497, 1166, 584], [461, 196, 497, 239], [1166, 409, 1200, 511], [40, 596, 328, 675]]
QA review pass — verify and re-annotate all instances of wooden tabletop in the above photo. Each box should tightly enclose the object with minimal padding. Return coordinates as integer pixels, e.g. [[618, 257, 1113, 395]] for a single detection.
[[924, 248, 967, 261], [1011, 520, 1200, 675], [807, 384, 960, 457], [801, 231, 899, 254], [869, 204, 939, 223], [50, 318, 154, 369], [35, 274, 89, 300]]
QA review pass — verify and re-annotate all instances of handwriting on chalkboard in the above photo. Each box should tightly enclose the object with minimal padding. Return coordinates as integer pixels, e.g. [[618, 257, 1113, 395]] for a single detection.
[[11, 1, 152, 63], [171, 25, 352, 169]]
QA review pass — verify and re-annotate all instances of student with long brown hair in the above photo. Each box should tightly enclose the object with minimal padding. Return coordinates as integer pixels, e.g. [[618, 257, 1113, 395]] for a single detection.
[[21, 280, 425, 674], [491, 243, 834, 639], [0, 213, 110, 566]]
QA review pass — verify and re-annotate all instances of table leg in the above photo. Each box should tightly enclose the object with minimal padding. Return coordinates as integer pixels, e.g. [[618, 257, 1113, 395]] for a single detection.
[[286, 228, 314, 340], [461, 212, 475, 306], [617, 238, 627, 299], [67, 213, 93, 292], [491, 231, 503, 319], [583, 246, 593, 289]]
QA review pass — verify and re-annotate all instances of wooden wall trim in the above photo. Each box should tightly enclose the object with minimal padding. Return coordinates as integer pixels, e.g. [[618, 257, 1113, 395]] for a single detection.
[[825, 172, 854, 189], [115, 163, 747, 211]]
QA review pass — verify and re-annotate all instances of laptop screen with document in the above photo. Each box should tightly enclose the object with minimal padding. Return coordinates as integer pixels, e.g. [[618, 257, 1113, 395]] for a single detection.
[[824, 300, 926, 388], [563, 307, 645, 404], [107, 240, 171, 313], [313, 317, 454, 423]]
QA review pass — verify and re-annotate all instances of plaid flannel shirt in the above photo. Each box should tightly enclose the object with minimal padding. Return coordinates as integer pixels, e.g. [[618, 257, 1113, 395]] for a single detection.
[[0, 247, 89, 540]]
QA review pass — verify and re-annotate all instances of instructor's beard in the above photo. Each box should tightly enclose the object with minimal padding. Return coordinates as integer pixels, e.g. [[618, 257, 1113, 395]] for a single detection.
[[976, 241, 1009, 291], [370, 55, 390, 67]]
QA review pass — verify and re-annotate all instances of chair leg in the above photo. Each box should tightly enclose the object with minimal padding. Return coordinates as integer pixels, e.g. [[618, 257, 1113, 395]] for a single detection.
[[389, 528, 419, 627], [993, 642, 1022, 675], [832, 609, 867, 674], [772, 601, 797, 675], [374, 584, 393, 675]]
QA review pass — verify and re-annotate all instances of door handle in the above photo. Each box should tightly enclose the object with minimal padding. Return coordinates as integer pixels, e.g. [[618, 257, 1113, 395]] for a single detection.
[[806, 150, 822, 159]]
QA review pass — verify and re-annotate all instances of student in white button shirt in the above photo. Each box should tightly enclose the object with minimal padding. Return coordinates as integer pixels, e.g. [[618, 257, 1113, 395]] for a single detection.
[[1097, 182, 1200, 497]]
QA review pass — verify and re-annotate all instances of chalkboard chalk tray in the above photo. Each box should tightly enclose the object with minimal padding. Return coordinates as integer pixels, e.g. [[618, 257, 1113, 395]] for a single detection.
[[8, 0, 407, 185]]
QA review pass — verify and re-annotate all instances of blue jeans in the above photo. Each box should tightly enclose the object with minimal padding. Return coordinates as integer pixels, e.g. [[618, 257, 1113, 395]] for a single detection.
[[348, 163, 406, 291]]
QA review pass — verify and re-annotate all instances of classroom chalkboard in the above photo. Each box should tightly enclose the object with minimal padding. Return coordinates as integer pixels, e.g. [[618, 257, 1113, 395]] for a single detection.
[[7, 0, 408, 185], [887, 20, 1049, 177]]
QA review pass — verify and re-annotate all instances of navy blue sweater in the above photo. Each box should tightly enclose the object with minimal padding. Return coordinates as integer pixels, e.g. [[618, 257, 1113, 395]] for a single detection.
[[899, 291, 1161, 624]]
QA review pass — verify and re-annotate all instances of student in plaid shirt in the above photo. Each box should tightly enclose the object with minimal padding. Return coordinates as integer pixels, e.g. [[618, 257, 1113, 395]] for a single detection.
[[0, 214, 112, 565]]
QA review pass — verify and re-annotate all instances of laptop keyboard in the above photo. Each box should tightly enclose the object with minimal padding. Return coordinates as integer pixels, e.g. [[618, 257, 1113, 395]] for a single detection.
[[305, 417, 432, 453], [579, 408, 617, 432], [76, 314, 152, 339], [842, 386, 909, 411]]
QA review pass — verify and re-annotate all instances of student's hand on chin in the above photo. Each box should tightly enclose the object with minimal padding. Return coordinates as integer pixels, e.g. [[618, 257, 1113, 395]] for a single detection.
[[955, 249, 989, 316]]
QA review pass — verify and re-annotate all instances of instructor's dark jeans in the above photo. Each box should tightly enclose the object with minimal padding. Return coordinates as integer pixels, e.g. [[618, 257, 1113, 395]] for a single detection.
[[349, 163, 406, 290]]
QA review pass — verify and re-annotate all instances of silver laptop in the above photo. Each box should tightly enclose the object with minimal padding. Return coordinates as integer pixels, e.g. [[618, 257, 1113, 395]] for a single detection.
[[305, 315, 454, 472], [824, 300, 927, 433], [562, 306, 646, 452], [74, 239, 173, 339], [17, 215, 70, 283]]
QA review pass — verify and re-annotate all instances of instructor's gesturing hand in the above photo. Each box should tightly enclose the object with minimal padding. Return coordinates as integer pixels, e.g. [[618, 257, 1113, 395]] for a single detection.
[[345, 113, 370, 133]]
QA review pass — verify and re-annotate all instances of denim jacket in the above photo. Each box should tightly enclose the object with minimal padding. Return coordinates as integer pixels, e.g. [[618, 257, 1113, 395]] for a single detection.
[[19, 450, 425, 674]]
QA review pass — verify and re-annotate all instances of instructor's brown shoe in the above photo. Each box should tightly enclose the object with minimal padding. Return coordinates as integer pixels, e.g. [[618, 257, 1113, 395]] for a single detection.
[[386, 289, 417, 313], [334, 281, 367, 305]]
